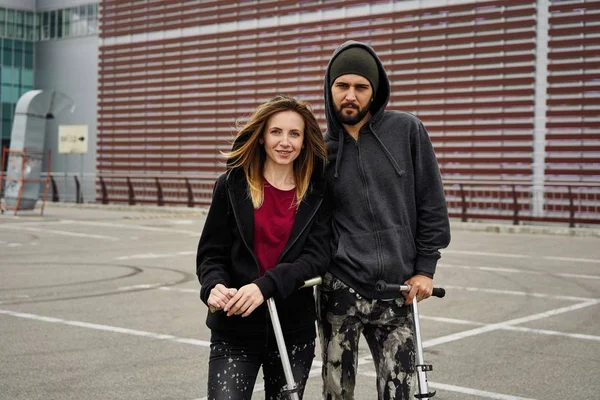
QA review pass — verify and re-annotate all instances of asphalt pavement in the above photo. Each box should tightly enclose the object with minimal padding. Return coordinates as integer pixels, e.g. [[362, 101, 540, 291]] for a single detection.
[[1, 203, 599, 400]]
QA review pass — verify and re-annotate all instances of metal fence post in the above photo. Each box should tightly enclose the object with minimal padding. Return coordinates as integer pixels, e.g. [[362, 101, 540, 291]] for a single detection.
[[155, 177, 164, 206], [74, 175, 82, 203], [127, 177, 136, 205], [460, 183, 467, 222], [50, 175, 59, 202], [99, 176, 108, 204], [185, 178, 194, 208], [512, 184, 519, 225], [568, 187, 575, 228]]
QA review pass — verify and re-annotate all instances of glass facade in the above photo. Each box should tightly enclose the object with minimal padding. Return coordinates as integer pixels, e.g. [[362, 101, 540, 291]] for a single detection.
[[0, 3, 98, 141], [39, 3, 99, 41]]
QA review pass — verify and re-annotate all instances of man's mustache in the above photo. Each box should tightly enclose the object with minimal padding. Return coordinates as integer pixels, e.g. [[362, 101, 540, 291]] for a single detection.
[[341, 103, 359, 110]]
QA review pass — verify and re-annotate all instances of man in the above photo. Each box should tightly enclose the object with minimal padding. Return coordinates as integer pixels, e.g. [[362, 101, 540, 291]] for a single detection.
[[319, 40, 451, 399]]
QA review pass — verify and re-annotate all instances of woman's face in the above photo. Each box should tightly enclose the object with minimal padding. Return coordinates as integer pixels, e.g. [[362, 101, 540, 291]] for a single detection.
[[262, 110, 305, 167]]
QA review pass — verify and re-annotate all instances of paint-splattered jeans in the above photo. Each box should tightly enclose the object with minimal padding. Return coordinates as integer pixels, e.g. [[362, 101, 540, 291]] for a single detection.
[[207, 330, 315, 400], [318, 272, 415, 400]]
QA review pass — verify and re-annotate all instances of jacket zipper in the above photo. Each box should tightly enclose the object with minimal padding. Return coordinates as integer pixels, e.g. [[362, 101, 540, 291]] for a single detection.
[[355, 136, 384, 278]]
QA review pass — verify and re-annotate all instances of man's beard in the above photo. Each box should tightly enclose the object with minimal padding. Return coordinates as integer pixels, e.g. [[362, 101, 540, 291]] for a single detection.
[[334, 100, 372, 126]]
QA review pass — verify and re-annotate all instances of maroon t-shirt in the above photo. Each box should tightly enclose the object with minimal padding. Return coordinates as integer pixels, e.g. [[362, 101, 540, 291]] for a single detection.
[[254, 183, 297, 276]]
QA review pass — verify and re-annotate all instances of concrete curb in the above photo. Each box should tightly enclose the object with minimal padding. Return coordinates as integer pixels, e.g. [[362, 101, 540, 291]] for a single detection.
[[41, 201, 207, 216], [450, 220, 600, 238]]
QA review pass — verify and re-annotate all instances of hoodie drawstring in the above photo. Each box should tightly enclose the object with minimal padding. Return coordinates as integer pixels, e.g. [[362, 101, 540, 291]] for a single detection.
[[372, 131, 404, 176], [334, 128, 404, 178], [334, 129, 344, 178]]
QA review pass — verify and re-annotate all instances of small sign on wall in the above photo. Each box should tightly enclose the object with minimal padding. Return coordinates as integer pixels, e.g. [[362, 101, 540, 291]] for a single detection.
[[59, 125, 88, 154]]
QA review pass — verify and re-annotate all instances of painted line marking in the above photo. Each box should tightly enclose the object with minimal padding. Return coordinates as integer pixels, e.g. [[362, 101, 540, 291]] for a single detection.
[[420, 315, 600, 342], [3, 303, 596, 400], [544, 256, 600, 264], [1, 225, 119, 241], [438, 264, 600, 280], [159, 287, 198, 293], [360, 370, 537, 399], [115, 251, 195, 260], [442, 250, 529, 258], [442, 285, 596, 301], [423, 299, 600, 348], [443, 250, 600, 265], [0, 309, 210, 346], [60, 219, 199, 236]]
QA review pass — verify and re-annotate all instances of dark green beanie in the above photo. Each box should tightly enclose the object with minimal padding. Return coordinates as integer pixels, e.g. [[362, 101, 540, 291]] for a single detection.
[[329, 47, 379, 94]]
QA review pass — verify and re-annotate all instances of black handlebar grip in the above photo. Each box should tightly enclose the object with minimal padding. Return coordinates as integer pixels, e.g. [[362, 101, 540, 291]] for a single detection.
[[375, 280, 446, 299]]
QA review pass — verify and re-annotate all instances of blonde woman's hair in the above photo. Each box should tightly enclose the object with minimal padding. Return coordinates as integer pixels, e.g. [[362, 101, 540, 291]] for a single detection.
[[222, 95, 326, 209]]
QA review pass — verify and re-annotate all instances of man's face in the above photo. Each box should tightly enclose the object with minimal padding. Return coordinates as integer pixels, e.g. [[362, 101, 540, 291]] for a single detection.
[[331, 74, 373, 126]]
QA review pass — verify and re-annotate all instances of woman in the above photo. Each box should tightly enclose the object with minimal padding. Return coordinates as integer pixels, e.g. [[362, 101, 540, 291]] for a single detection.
[[196, 95, 330, 399]]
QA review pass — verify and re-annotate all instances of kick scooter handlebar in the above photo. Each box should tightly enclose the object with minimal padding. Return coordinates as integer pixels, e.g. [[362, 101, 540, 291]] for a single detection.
[[375, 281, 446, 299]]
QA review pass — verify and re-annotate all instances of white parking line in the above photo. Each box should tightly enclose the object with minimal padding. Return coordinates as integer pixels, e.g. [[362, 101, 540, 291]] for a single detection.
[[423, 299, 600, 348], [1, 225, 119, 241], [0, 309, 210, 346], [443, 250, 530, 258], [438, 264, 600, 280], [115, 251, 195, 260], [360, 370, 537, 399], [444, 249, 600, 264], [60, 219, 199, 236], [442, 285, 596, 301], [544, 256, 600, 264]]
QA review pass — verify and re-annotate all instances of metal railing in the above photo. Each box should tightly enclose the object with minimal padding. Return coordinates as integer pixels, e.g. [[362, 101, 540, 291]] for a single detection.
[[2, 173, 599, 227]]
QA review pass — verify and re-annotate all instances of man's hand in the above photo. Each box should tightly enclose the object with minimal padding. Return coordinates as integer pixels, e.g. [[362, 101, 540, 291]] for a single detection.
[[207, 283, 238, 312], [224, 283, 264, 317], [404, 275, 433, 305]]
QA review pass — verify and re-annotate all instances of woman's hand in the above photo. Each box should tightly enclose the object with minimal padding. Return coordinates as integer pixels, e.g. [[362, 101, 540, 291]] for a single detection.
[[207, 284, 238, 312], [224, 283, 264, 317]]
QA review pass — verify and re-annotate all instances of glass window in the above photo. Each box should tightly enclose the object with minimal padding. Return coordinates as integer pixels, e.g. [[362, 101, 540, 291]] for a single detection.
[[24, 42, 33, 69], [6, 9, 14, 23], [16, 10, 23, 24], [25, 11, 34, 26], [63, 8, 71, 37], [41, 12, 50, 40], [13, 41, 22, 68], [21, 69, 33, 87], [57, 9, 63, 38], [1, 85, 11, 102], [2, 66, 17, 84], [2, 40, 12, 66], [0, 9, 5, 37], [2, 102, 12, 119], [50, 10, 57, 39], [3, 120, 12, 138]]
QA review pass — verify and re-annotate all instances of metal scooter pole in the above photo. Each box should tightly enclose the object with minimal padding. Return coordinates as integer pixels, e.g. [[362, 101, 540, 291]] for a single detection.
[[412, 298, 434, 399], [267, 276, 322, 400], [374, 281, 445, 400]]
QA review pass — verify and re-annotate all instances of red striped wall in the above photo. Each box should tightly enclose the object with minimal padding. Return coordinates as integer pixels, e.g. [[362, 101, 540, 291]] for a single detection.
[[97, 0, 597, 185], [546, 0, 600, 182]]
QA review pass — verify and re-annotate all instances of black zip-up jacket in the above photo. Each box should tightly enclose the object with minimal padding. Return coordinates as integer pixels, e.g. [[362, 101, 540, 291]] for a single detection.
[[324, 40, 451, 299], [196, 167, 331, 336]]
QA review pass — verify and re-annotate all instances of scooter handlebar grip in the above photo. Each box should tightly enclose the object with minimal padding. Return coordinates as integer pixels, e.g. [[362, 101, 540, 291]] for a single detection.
[[376, 280, 446, 299]]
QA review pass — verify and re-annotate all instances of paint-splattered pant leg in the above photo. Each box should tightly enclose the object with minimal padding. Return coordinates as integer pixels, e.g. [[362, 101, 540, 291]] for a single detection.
[[363, 300, 415, 400], [319, 273, 415, 400], [207, 333, 315, 400]]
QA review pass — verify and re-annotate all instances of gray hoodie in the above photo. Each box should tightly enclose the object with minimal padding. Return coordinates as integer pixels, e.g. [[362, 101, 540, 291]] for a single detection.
[[324, 40, 451, 299]]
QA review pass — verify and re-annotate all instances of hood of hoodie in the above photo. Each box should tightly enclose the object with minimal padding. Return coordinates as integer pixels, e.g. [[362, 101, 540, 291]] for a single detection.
[[324, 40, 390, 139]]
